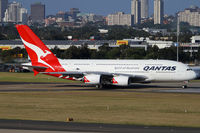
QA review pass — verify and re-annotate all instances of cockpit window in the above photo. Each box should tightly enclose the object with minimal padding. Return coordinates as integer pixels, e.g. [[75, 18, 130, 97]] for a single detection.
[[187, 69, 192, 71]]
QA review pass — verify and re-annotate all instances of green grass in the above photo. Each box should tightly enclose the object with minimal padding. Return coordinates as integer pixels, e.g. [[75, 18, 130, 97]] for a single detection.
[[0, 72, 78, 83], [191, 80, 200, 82], [0, 91, 200, 128]]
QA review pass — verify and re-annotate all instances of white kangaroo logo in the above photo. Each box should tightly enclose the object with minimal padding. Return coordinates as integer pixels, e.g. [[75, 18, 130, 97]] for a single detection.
[[42, 50, 51, 58], [21, 37, 55, 71]]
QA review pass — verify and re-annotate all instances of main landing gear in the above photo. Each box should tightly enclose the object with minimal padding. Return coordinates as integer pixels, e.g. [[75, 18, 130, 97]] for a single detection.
[[96, 84, 112, 89], [96, 84, 106, 89], [96, 84, 104, 89]]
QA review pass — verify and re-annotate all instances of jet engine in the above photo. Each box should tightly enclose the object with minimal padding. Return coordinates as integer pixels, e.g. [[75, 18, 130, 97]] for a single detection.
[[83, 74, 101, 84], [112, 76, 130, 86]]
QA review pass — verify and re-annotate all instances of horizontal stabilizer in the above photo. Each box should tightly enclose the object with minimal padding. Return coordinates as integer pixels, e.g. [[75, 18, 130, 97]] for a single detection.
[[22, 65, 49, 76], [22, 65, 48, 70]]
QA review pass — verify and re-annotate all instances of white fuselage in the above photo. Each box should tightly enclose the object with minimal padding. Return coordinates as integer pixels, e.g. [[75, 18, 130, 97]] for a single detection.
[[59, 59, 196, 82]]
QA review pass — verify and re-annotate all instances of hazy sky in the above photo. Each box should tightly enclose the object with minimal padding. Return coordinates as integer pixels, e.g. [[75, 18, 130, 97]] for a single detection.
[[12, 0, 200, 16]]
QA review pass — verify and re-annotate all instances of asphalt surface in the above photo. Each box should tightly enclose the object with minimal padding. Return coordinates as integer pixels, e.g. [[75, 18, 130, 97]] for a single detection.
[[0, 119, 200, 133], [0, 129, 87, 133]]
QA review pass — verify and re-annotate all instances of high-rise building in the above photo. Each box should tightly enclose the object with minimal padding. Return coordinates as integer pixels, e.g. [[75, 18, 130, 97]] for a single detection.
[[131, 0, 141, 24], [3, 1, 28, 24], [141, 0, 149, 19], [107, 12, 134, 26], [69, 8, 80, 19], [179, 6, 200, 27], [154, 0, 164, 24], [0, 0, 8, 22], [19, 8, 28, 24], [56, 11, 68, 21], [31, 2, 45, 23]]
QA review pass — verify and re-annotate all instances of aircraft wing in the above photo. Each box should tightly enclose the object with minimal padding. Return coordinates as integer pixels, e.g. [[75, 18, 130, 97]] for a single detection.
[[40, 71, 147, 83]]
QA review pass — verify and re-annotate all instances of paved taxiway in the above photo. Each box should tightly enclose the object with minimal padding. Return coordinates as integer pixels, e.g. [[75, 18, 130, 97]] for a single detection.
[[0, 119, 200, 133], [0, 81, 200, 93], [0, 129, 89, 133]]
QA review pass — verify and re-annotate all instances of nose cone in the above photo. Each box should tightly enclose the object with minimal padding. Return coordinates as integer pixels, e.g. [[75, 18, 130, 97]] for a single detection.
[[195, 71, 200, 79], [186, 71, 197, 81], [191, 68, 200, 80], [192, 71, 199, 80]]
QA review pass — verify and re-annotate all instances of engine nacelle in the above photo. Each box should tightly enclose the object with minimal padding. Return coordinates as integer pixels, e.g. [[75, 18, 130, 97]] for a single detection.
[[83, 74, 101, 85], [112, 76, 130, 86]]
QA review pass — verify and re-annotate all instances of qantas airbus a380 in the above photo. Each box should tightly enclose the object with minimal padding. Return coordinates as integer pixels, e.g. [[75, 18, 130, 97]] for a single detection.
[[16, 25, 199, 88]]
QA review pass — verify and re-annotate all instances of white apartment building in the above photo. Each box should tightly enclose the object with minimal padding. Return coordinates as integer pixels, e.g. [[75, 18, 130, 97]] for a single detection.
[[179, 7, 200, 27], [107, 12, 134, 26]]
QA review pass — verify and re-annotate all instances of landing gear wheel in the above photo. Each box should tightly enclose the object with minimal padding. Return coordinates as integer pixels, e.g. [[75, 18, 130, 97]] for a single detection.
[[182, 81, 189, 89], [96, 84, 103, 89], [182, 85, 187, 89]]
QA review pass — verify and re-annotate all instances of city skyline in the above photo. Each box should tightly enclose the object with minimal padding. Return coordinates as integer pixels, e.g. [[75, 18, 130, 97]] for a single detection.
[[12, 0, 200, 16]]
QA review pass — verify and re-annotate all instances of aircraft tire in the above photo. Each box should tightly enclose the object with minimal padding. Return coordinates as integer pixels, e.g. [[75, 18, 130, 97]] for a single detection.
[[182, 85, 187, 89]]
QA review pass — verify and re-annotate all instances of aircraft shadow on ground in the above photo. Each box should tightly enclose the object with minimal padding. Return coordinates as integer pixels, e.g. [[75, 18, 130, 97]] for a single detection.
[[53, 84, 187, 90], [47, 84, 200, 93]]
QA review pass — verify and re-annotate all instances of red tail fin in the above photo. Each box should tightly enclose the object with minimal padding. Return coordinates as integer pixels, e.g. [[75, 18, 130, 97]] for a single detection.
[[16, 25, 65, 74]]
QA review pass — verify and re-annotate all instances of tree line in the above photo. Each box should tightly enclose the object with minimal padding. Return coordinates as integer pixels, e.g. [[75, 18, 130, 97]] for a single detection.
[[0, 23, 196, 42], [51, 45, 199, 63], [1, 45, 199, 64]]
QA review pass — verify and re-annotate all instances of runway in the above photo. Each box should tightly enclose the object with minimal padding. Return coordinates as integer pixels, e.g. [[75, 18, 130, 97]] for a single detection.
[[0, 129, 83, 133], [0, 119, 200, 133]]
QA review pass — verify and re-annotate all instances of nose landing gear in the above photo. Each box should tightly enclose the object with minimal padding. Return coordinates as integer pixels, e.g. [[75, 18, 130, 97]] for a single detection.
[[182, 85, 187, 89], [182, 81, 189, 89]]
